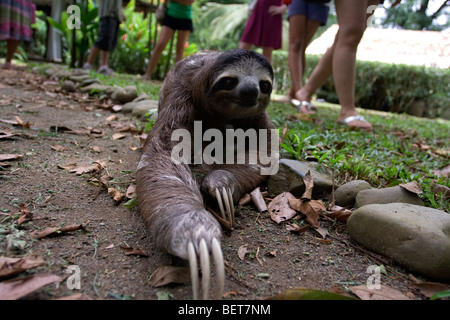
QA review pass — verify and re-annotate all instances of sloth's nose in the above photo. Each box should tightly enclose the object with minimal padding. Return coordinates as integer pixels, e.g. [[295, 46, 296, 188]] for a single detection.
[[240, 85, 259, 105]]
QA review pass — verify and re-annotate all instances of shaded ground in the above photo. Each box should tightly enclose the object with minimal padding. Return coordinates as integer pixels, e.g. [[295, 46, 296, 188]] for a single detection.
[[0, 67, 433, 300]]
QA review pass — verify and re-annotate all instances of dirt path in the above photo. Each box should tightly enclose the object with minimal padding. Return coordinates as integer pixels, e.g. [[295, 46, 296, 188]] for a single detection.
[[0, 67, 426, 300]]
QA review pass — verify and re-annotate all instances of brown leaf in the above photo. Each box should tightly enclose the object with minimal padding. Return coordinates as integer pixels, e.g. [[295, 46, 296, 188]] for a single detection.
[[17, 203, 33, 225], [250, 187, 268, 212], [57, 162, 77, 170], [0, 129, 21, 139], [119, 245, 148, 257], [349, 284, 412, 300], [410, 282, 450, 298], [433, 165, 450, 178], [326, 205, 353, 222], [0, 274, 62, 300], [0, 154, 23, 161], [108, 187, 125, 203], [268, 192, 297, 224], [314, 226, 330, 239], [286, 223, 309, 234], [299, 201, 320, 227], [238, 245, 248, 261], [148, 265, 190, 287], [399, 181, 423, 194], [301, 170, 314, 200], [50, 145, 65, 152], [112, 133, 126, 140], [0, 257, 45, 279], [31, 224, 85, 239], [125, 184, 136, 199]]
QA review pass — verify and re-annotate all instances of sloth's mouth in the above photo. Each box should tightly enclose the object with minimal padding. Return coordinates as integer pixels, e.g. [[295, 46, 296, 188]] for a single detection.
[[239, 98, 258, 108]]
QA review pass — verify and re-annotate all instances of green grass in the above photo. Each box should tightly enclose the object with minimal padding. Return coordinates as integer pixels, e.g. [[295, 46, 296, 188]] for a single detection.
[[268, 100, 449, 213]]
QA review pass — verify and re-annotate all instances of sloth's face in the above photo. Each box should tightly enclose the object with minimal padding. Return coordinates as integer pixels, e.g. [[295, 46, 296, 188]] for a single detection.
[[206, 56, 273, 120]]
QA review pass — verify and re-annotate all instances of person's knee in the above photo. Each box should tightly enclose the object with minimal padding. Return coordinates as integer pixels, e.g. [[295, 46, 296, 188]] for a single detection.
[[337, 23, 365, 47], [289, 37, 304, 52]]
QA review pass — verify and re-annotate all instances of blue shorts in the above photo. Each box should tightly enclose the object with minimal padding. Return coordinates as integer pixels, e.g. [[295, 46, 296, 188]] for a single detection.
[[287, 0, 330, 26]]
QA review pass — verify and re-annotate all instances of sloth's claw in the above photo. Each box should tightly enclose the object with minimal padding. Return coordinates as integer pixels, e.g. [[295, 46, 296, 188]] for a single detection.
[[188, 237, 224, 300], [215, 187, 235, 227]]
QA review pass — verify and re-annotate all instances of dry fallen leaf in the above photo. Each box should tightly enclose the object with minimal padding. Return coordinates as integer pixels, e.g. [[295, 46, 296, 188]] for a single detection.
[[238, 245, 249, 261], [286, 223, 309, 234], [301, 170, 314, 200], [50, 144, 65, 152], [289, 198, 323, 228], [349, 284, 412, 300], [31, 224, 85, 239], [125, 184, 136, 199], [0, 257, 45, 279], [17, 203, 33, 225], [399, 181, 423, 194], [108, 187, 125, 203], [148, 265, 190, 287], [112, 133, 126, 140], [268, 192, 297, 224], [0, 274, 62, 300], [325, 205, 353, 222], [250, 187, 268, 212], [119, 245, 148, 257], [0, 154, 23, 161]]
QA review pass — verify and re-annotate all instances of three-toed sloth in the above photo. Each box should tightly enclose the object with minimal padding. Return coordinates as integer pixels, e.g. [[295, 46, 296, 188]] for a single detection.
[[136, 49, 278, 299]]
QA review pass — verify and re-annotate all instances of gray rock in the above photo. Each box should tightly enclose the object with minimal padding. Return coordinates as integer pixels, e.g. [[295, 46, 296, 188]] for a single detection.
[[61, 80, 76, 92], [347, 203, 450, 280], [111, 86, 138, 104], [131, 100, 159, 118], [78, 78, 102, 88], [355, 186, 424, 208], [267, 159, 333, 197], [69, 74, 91, 82], [335, 180, 372, 208], [133, 92, 150, 103], [80, 83, 113, 94]]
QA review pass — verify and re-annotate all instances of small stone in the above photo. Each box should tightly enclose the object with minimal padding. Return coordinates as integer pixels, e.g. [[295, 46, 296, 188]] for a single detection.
[[61, 80, 76, 92], [131, 100, 159, 118], [347, 203, 450, 280], [267, 159, 333, 197], [334, 180, 372, 208], [355, 185, 424, 208], [111, 86, 138, 104]]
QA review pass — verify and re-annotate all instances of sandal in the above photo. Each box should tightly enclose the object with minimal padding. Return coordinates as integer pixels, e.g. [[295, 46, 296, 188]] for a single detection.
[[338, 115, 373, 131], [291, 99, 316, 114]]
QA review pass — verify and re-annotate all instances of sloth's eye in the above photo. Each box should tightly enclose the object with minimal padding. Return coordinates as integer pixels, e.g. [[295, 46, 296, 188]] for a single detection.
[[259, 81, 272, 94], [220, 77, 238, 91]]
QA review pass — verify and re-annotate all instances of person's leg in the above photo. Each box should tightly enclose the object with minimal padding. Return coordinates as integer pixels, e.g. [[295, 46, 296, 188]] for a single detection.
[[100, 50, 110, 67], [239, 41, 252, 50], [144, 25, 176, 78], [3, 39, 20, 68], [261, 46, 273, 64], [288, 14, 307, 100], [175, 30, 191, 63], [332, 0, 368, 123]]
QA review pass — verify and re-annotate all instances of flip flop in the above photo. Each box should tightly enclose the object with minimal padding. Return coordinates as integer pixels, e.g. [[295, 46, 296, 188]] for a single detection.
[[291, 99, 316, 114], [339, 115, 373, 130]]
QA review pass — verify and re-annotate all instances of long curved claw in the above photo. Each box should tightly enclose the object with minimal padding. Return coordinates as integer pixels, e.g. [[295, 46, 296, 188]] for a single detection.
[[187, 237, 225, 300], [215, 187, 235, 227], [188, 241, 199, 300]]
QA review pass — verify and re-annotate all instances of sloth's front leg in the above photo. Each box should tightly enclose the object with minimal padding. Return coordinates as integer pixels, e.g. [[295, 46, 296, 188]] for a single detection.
[[201, 166, 267, 226]]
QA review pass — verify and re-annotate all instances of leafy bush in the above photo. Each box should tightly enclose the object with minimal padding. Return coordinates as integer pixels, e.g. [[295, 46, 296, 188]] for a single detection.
[[272, 51, 450, 119]]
